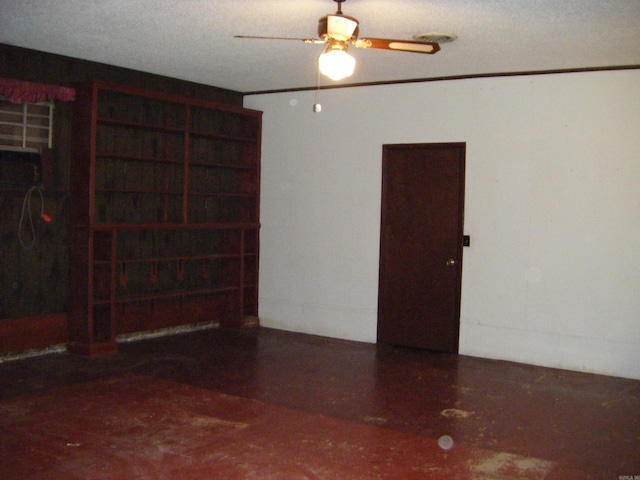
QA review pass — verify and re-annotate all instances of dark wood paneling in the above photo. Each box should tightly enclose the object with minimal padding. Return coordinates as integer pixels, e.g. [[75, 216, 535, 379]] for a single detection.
[[0, 43, 247, 353], [0, 313, 67, 352], [0, 191, 68, 319], [0, 44, 243, 106]]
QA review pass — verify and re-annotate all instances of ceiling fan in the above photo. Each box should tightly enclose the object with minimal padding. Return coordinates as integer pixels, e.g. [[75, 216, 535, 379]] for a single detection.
[[234, 0, 443, 81]]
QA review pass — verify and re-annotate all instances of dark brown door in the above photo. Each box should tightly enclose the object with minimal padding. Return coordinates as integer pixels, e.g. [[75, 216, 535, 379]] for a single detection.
[[377, 143, 465, 353]]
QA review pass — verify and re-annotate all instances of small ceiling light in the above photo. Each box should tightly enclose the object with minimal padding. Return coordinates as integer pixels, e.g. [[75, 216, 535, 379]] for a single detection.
[[412, 32, 458, 44], [318, 39, 355, 81]]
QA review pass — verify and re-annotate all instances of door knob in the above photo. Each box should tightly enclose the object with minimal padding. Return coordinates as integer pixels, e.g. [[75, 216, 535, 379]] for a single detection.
[[446, 258, 457, 267]]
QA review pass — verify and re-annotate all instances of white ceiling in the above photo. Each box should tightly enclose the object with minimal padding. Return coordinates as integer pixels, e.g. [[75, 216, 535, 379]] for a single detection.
[[2, 0, 639, 93]]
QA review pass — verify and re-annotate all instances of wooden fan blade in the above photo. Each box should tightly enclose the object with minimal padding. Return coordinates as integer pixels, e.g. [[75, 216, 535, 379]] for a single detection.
[[234, 35, 325, 44], [353, 38, 440, 54]]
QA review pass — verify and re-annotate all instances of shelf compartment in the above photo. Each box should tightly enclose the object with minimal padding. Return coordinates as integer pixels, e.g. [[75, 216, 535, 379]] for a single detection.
[[188, 165, 257, 196], [243, 228, 259, 255], [96, 124, 185, 159], [190, 105, 260, 140], [93, 263, 113, 301], [115, 290, 241, 334], [188, 194, 258, 223], [95, 156, 184, 190], [97, 89, 186, 129], [115, 228, 243, 259], [114, 257, 241, 299], [95, 191, 184, 224], [189, 135, 255, 167], [242, 255, 258, 285], [92, 230, 113, 261], [243, 286, 258, 317]]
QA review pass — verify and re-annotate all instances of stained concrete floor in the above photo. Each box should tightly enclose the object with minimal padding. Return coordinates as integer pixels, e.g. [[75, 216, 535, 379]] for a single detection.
[[1, 327, 639, 479]]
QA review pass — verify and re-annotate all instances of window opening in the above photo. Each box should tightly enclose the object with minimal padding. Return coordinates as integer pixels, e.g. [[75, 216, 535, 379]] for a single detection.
[[0, 98, 54, 152]]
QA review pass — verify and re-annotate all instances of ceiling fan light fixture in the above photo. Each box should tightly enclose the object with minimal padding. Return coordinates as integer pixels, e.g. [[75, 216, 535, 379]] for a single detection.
[[318, 41, 355, 81], [236, 0, 445, 82]]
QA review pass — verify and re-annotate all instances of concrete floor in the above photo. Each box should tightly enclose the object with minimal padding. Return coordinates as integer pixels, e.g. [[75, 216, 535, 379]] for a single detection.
[[1, 327, 639, 479]]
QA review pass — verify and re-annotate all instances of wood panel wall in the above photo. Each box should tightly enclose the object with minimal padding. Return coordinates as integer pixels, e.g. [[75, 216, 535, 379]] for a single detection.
[[0, 43, 245, 353]]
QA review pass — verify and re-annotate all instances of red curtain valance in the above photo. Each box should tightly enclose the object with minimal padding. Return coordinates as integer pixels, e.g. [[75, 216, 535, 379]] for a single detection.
[[0, 78, 76, 104]]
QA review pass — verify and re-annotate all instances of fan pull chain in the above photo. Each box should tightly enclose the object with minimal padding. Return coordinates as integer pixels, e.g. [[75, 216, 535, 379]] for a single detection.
[[313, 53, 322, 113]]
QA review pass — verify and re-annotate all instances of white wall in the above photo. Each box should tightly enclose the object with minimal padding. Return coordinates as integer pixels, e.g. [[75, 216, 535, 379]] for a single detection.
[[244, 69, 640, 380]]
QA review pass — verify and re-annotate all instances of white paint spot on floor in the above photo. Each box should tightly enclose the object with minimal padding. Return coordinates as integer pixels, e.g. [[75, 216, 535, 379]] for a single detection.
[[440, 408, 473, 418], [468, 451, 555, 479], [178, 412, 248, 429], [363, 416, 388, 424]]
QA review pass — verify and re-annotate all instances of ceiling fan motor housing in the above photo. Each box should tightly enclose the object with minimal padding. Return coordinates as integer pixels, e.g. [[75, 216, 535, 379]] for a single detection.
[[318, 14, 359, 42]]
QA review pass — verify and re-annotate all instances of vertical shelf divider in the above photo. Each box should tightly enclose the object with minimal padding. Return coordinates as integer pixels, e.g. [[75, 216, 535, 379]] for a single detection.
[[183, 104, 191, 224]]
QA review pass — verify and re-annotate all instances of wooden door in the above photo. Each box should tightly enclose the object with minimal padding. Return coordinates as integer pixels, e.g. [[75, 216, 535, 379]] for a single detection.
[[377, 143, 465, 353]]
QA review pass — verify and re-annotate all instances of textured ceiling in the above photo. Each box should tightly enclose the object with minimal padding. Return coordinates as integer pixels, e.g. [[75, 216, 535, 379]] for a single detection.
[[1, 0, 639, 93]]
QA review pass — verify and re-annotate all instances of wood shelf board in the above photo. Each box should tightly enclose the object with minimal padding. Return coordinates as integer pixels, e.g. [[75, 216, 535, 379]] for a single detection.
[[97, 117, 185, 135], [114, 286, 241, 303], [94, 253, 243, 264], [89, 222, 260, 231]]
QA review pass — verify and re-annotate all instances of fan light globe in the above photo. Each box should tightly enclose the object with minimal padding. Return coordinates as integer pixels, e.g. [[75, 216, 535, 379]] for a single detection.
[[318, 49, 355, 81]]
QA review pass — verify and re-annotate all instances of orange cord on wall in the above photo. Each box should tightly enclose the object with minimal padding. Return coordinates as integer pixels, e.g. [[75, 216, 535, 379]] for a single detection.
[[19, 186, 52, 249]]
